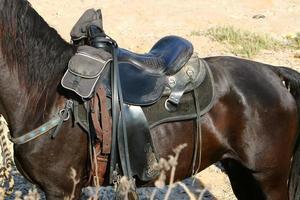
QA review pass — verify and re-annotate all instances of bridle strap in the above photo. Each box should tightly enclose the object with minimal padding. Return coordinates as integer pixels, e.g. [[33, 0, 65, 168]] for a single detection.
[[51, 100, 73, 139], [9, 100, 73, 145], [9, 116, 60, 145]]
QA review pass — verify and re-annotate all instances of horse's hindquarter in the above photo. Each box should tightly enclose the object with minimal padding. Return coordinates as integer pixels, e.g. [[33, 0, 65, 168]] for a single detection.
[[205, 56, 298, 175]]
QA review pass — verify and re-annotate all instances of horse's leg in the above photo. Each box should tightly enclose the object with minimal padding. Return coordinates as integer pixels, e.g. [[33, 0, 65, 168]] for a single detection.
[[44, 193, 70, 200], [222, 159, 289, 200], [44, 186, 82, 200], [16, 151, 86, 200], [221, 159, 265, 200], [253, 172, 289, 200], [223, 145, 292, 200]]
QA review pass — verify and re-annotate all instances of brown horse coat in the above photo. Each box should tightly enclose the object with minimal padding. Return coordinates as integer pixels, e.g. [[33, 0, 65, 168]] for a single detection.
[[1, 0, 300, 199]]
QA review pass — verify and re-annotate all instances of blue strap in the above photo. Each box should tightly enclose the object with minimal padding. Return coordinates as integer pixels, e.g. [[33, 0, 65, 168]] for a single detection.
[[9, 116, 61, 145], [9, 100, 73, 144]]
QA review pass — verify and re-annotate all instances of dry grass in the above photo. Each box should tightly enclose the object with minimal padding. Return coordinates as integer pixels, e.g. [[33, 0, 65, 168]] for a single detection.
[[204, 26, 283, 57], [199, 26, 300, 58], [285, 32, 300, 50], [149, 143, 209, 200], [2, 143, 206, 200]]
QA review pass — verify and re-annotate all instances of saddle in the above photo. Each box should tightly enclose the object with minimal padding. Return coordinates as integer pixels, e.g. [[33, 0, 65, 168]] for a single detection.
[[61, 9, 215, 186], [101, 35, 198, 106], [62, 35, 194, 105], [116, 35, 193, 105]]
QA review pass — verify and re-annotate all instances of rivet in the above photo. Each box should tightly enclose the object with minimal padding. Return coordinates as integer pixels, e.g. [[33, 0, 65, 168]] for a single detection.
[[186, 69, 195, 78], [168, 77, 176, 87]]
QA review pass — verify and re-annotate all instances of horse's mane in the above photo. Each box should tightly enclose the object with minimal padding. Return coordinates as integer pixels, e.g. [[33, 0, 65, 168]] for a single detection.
[[0, 0, 74, 89]]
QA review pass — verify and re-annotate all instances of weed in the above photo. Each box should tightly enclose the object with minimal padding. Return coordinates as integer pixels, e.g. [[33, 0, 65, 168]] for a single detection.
[[285, 32, 300, 50], [205, 26, 283, 57], [190, 30, 202, 36]]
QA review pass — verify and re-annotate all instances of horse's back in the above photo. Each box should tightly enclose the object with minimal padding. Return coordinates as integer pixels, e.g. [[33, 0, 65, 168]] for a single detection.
[[205, 56, 296, 110], [204, 56, 297, 168]]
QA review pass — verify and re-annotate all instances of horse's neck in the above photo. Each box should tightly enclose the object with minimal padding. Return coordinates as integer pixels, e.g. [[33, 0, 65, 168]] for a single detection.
[[0, 50, 62, 135], [0, 0, 74, 136]]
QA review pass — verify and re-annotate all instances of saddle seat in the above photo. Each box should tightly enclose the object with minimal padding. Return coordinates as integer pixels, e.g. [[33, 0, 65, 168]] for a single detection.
[[118, 36, 194, 75]]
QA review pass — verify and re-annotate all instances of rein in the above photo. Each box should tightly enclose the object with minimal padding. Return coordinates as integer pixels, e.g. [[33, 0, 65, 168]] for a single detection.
[[9, 100, 73, 145]]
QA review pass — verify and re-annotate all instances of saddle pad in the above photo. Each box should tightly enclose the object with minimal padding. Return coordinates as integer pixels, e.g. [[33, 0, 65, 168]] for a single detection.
[[61, 45, 112, 98], [143, 61, 215, 128]]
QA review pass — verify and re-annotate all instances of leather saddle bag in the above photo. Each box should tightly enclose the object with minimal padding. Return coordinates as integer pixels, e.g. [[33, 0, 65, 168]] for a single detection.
[[61, 45, 112, 98]]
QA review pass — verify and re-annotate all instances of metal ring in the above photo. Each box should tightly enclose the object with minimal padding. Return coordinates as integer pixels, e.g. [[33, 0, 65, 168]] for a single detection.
[[164, 99, 177, 112], [59, 109, 70, 121]]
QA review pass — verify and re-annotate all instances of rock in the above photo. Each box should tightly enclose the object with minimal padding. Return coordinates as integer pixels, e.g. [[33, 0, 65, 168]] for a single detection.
[[10, 168, 215, 200], [252, 14, 266, 19]]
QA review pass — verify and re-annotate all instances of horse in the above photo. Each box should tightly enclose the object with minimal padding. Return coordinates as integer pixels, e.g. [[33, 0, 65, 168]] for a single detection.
[[1, 0, 300, 199]]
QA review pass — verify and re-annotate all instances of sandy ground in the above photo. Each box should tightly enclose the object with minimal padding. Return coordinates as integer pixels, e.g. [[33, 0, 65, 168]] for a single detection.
[[28, 0, 300, 65], [3, 0, 300, 199]]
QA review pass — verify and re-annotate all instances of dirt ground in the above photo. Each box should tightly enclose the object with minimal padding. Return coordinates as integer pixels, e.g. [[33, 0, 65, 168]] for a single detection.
[[15, 0, 300, 199]]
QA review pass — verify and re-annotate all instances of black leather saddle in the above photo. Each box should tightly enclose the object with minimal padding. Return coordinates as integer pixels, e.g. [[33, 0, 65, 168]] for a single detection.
[[101, 35, 194, 105], [119, 36, 193, 75]]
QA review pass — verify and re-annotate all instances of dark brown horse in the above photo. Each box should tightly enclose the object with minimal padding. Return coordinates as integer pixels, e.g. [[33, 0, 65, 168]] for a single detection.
[[1, 0, 300, 199]]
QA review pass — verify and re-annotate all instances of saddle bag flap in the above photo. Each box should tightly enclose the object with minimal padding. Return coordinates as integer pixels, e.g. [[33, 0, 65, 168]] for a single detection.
[[61, 45, 112, 98]]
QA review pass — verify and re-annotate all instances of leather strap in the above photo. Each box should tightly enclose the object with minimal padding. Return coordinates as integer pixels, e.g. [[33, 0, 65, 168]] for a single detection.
[[98, 86, 112, 153], [91, 86, 112, 148], [109, 44, 134, 183], [9, 100, 73, 144], [191, 87, 202, 175], [51, 100, 73, 139], [109, 43, 119, 183], [91, 95, 102, 141], [93, 145, 108, 185], [90, 85, 112, 185]]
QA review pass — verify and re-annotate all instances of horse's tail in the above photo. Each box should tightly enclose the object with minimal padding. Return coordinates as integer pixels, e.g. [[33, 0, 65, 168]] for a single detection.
[[273, 66, 300, 200], [0, 115, 14, 196]]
